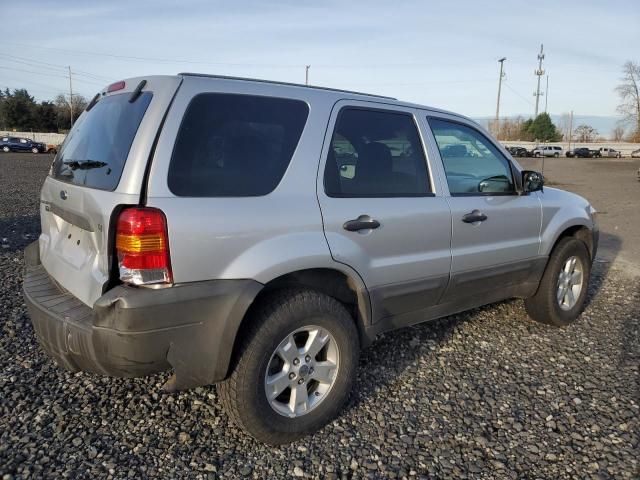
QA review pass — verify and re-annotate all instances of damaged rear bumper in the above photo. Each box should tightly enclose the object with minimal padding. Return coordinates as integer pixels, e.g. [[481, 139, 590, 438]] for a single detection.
[[22, 240, 262, 390]]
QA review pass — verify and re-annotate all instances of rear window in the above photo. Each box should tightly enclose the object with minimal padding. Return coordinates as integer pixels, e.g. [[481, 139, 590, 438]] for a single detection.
[[51, 92, 152, 191], [168, 93, 309, 197]]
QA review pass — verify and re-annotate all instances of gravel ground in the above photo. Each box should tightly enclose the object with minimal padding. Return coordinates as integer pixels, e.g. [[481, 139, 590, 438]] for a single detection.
[[1, 154, 638, 479]]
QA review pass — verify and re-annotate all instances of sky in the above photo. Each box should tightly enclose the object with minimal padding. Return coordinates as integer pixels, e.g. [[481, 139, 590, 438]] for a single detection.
[[1, 0, 638, 121]]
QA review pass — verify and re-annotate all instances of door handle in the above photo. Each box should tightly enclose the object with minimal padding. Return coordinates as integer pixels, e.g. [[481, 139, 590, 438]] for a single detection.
[[462, 210, 488, 223], [343, 216, 381, 231]]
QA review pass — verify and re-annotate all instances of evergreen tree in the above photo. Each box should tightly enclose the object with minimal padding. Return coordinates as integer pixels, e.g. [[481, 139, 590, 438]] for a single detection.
[[35, 101, 59, 133], [519, 113, 562, 142], [3, 89, 38, 131]]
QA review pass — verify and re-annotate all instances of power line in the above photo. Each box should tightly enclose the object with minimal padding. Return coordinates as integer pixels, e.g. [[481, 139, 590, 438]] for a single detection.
[[503, 81, 535, 107], [0, 52, 68, 72], [4, 41, 302, 68], [0, 65, 104, 86], [4, 41, 524, 72], [0, 53, 112, 82], [0, 65, 69, 80]]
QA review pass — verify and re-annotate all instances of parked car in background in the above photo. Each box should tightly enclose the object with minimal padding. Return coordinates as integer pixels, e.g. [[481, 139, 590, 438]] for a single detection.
[[631, 148, 640, 158], [23, 74, 599, 444], [1, 136, 46, 153], [566, 147, 599, 158], [507, 146, 530, 157], [46, 144, 60, 154], [532, 145, 562, 157], [598, 147, 622, 158]]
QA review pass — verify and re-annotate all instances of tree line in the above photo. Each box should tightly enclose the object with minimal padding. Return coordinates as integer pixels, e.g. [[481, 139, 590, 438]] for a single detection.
[[0, 89, 88, 133], [492, 114, 603, 143]]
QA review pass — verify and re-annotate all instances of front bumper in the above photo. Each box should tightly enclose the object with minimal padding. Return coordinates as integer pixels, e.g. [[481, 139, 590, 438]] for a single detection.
[[23, 241, 262, 390]]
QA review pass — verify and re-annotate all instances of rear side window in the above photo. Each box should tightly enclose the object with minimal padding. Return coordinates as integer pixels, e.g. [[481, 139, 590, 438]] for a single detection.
[[324, 107, 431, 197], [168, 93, 309, 197], [52, 92, 152, 191]]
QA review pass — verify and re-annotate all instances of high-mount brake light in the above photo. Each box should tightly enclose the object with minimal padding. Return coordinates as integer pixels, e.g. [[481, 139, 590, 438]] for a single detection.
[[107, 81, 126, 93], [115, 207, 172, 285]]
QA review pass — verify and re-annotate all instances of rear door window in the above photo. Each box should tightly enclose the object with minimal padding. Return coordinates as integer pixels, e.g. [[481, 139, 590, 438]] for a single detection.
[[324, 107, 431, 197], [168, 93, 309, 197], [51, 92, 153, 191]]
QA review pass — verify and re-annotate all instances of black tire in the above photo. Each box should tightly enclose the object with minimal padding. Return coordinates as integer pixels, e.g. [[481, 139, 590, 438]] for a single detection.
[[554, 152, 559, 158], [525, 237, 591, 327], [217, 289, 359, 444]]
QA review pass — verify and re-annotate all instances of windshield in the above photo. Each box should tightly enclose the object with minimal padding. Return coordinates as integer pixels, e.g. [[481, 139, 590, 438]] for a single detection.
[[51, 92, 152, 190]]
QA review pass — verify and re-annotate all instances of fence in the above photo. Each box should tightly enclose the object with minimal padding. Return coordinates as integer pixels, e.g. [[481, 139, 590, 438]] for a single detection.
[[1, 131, 66, 145]]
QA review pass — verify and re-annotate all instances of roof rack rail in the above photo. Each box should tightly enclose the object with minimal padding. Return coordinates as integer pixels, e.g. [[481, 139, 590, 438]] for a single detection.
[[178, 72, 397, 100]]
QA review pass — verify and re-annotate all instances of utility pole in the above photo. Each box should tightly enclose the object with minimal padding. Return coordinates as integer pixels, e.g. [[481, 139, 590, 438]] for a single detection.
[[495, 57, 506, 139], [68, 66, 74, 129], [544, 75, 549, 113], [568, 110, 573, 150], [305, 65, 310, 86], [533, 44, 545, 117]]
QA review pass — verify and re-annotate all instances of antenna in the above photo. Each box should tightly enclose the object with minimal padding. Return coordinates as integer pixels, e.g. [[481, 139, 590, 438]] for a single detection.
[[533, 44, 545, 117]]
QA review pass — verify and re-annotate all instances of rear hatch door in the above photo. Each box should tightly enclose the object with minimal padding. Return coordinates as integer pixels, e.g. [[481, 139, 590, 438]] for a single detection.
[[39, 76, 181, 307]]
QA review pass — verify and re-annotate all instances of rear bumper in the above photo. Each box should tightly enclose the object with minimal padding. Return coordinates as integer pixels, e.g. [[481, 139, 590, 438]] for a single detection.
[[23, 240, 262, 389]]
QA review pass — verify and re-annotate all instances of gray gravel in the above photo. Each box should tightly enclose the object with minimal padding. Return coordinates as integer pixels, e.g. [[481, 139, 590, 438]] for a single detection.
[[1, 154, 638, 479]]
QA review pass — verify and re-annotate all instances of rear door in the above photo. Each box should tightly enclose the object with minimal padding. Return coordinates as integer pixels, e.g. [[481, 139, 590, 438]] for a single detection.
[[39, 76, 181, 307], [317, 101, 452, 322], [425, 115, 542, 302]]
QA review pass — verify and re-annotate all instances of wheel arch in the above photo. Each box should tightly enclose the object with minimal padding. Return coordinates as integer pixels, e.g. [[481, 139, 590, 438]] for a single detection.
[[226, 266, 373, 380], [546, 223, 596, 261]]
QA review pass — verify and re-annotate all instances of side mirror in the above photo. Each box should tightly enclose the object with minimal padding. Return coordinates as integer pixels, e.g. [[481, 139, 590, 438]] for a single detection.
[[522, 170, 544, 193]]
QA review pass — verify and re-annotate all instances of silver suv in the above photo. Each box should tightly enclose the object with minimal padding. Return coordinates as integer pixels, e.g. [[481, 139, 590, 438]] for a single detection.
[[23, 74, 598, 444], [532, 145, 563, 157]]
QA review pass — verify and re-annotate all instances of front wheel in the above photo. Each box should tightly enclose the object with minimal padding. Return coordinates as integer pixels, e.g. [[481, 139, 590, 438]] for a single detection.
[[31, 147, 39, 154], [2, 146, 9, 153], [218, 289, 359, 444], [554, 152, 559, 157], [525, 237, 591, 326]]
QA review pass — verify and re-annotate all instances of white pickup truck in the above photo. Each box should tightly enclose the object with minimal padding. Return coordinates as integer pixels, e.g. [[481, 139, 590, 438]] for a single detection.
[[531, 145, 563, 157], [598, 147, 622, 158]]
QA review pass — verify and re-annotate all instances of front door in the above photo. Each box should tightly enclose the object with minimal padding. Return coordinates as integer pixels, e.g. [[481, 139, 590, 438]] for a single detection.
[[426, 116, 542, 301], [317, 101, 452, 322]]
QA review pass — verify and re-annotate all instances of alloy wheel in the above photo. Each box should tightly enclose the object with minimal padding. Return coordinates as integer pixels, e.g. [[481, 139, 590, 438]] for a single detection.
[[264, 325, 340, 418], [556, 256, 584, 310]]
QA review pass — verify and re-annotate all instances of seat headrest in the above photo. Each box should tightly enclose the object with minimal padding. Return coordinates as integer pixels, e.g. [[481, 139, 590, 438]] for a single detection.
[[357, 142, 393, 179]]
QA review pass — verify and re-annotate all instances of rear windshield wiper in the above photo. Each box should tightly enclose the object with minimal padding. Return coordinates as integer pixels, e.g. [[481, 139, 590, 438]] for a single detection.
[[62, 159, 108, 170]]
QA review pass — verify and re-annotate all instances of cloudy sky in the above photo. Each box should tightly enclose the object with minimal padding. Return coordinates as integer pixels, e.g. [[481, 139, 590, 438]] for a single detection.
[[1, 0, 638, 119]]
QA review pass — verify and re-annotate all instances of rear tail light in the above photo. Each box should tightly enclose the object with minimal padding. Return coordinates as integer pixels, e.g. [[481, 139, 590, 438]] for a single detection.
[[116, 207, 172, 285]]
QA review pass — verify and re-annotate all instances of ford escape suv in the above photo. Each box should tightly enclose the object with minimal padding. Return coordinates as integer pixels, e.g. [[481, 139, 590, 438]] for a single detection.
[[23, 74, 598, 444]]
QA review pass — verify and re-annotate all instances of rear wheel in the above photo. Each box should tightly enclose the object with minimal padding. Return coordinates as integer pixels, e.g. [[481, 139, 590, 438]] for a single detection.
[[218, 289, 359, 444], [525, 237, 591, 326]]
